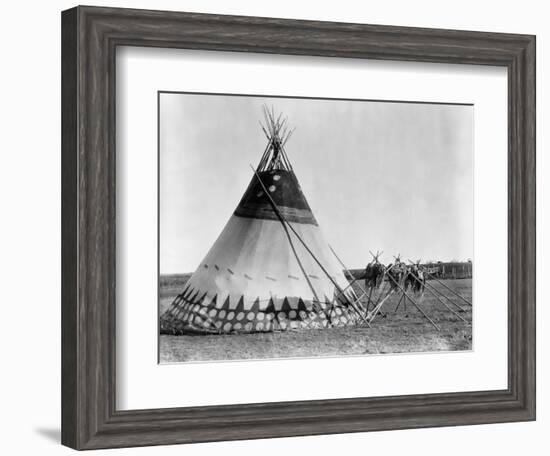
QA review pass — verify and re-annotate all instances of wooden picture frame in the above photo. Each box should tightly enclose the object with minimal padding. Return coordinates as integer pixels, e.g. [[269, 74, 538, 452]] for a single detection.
[[61, 5, 536, 450]]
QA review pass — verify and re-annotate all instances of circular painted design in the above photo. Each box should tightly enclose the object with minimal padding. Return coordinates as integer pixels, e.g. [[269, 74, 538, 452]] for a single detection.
[[277, 312, 287, 320], [256, 312, 265, 321], [244, 322, 253, 331], [299, 310, 308, 319], [194, 316, 203, 325], [279, 321, 288, 330], [288, 310, 297, 319], [289, 321, 299, 329], [227, 311, 235, 320], [256, 322, 264, 331], [218, 310, 226, 319], [215, 321, 223, 329], [236, 312, 245, 321], [266, 313, 274, 320], [308, 312, 317, 319], [199, 307, 208, 315], [247, 311, 255, 321], [209, 309, 217, 317], [233, 322, 242, 331], [223, 322, 232, 332], [268, 185, 276, 192], [341, 316, 348, 324], [335, 308, 343, 315], [273, 174, 281, 181]]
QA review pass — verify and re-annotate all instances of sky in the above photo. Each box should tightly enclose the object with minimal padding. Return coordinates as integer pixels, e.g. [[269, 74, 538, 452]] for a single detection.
[[159, 92, 473, 274]]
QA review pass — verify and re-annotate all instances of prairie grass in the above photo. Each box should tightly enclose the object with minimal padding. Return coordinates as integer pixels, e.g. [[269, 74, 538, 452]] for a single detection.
[[159, 276, 472, 363]]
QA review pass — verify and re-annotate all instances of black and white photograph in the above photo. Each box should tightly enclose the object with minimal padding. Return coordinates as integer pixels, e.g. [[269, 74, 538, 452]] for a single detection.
[[158, 92, 474, 363]]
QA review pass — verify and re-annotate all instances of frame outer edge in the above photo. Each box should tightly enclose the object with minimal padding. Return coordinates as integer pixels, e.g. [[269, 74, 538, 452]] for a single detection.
[[508, 35, 536, 419], [522, 35, 536, 419], [61, 6, 80, 450]]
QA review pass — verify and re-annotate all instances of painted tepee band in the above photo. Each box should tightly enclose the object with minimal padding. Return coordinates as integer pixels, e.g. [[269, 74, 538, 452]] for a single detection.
[[160, 106, 362, 335]]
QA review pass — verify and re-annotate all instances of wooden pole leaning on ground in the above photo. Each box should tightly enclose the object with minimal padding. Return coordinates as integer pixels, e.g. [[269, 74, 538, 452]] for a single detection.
[[248, 166, 330, 325], [328, 244, 378, 313], [384, 270, 441, 331], [422, 268, 472, 307], [329, 276, 370, 320], [368, 289, 396, 324], [365, 255, 396, 323], [405, 269, 469, 323], [250, 166, 370, 327], [366, 262, 401, 321], [369, 262, 396, 309], [394, 294, 405, 312], [332, 270, 368, 314], [345, 288, 372, 318], [406, 261, 467, 313], [366, 251, 384, 312], [423, 280, 466, 313], [365, 251, 393, 312]]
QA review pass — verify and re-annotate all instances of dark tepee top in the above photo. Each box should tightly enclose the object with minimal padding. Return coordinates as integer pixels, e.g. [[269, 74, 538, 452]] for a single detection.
[[233, 106, 318, 226]]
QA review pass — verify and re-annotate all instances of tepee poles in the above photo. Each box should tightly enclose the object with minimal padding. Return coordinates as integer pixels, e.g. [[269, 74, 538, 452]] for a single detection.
[[248, 165, 336, 324], [367, 252, 396, 310], [257, 105, 294, 172], [420, 268, 473, 307], [249, 165, 370, 327], [359, 252, 441, 330], [404, 265, 468, 323], [328, 244, 377, 314], [365, 250, 384, 311], [383, 269, 441, 331], [254, 107, 363, 325], [358, 251, 472, 329], [406, 260, 467, 313]]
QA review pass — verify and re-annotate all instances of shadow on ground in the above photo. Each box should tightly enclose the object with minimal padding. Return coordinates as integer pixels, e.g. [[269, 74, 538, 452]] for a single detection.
[[35, 427, 60, 443]]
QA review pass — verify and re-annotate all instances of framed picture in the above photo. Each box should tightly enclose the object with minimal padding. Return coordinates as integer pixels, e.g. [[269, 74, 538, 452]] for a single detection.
[[61, 5, 536, 450]]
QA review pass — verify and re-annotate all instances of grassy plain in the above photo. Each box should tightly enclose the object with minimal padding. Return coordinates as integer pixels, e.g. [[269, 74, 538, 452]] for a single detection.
[[159, 275, 472, 363]]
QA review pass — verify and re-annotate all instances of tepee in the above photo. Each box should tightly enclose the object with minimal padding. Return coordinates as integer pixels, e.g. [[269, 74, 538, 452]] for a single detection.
[[160, 106, 363, 335]]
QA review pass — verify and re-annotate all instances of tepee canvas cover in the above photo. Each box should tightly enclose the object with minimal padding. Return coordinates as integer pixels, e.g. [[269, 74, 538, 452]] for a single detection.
[[160, 108, 360, 335]]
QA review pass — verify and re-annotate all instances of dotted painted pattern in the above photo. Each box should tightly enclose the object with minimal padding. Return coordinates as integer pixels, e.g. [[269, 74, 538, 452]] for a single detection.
[[160, 285, 360, 335]]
